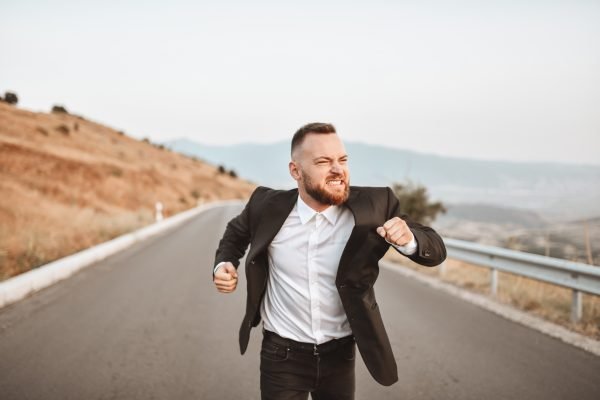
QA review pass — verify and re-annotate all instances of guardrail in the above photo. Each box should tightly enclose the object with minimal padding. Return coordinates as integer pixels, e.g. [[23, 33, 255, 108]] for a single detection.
[[443, 238, 600, 322]]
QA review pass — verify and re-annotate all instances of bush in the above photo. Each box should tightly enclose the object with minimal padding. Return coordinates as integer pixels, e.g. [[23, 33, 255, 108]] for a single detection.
[[36, 126, 49, 136], [51, 105, 68, 113], [228, 169, 237, 178], [391, 181, 446, 225], [4, 92, 18, 105], [110, 167, 123, 177], [55, 124, 70, 135], [217, 165, 226, 174]]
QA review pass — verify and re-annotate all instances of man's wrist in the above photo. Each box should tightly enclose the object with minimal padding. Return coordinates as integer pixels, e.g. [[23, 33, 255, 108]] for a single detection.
[[387, 233, 418, 255], [213, 262, 227, 275]]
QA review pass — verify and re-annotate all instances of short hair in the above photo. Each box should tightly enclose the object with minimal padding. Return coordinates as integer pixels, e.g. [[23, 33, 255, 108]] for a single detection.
[[291, 122, 336, 156]]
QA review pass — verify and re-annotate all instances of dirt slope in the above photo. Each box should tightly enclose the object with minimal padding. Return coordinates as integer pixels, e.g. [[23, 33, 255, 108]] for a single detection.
[[0, 102, 255, 280]]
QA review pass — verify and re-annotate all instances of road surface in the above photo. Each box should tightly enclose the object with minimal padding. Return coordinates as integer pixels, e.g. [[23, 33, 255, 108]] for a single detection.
[[0, 204, 599, 399]]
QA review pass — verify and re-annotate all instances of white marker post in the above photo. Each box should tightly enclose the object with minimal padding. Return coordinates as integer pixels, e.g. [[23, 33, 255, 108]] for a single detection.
[[155, 201, 163, 222]]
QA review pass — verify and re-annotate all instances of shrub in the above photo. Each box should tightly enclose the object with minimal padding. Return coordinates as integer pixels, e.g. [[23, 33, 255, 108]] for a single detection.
[[391, 181, 446, 225], [4, 92, 18, 105], [110, 167, 123, 177], [51, 105, 68, 113], [55, 124, 70, 135], [36, 126, 49, 136], [228, 169, 237, 178], [217, 165, 226, 174]]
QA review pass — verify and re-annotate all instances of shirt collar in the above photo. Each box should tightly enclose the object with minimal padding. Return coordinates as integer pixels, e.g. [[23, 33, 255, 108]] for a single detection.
[[296, 194, 341, 226]]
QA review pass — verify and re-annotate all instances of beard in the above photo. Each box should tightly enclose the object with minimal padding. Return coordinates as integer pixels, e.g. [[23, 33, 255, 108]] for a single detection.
[[302, 172, 350, 206]]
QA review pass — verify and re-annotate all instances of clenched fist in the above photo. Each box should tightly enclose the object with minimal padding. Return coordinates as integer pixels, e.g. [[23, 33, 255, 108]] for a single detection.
[[376, 217, 414, 246], [213, 262, 238, 293]]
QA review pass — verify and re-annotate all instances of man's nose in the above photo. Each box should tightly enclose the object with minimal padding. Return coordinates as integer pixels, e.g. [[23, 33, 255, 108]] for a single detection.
[[330, 163, 343, 174]]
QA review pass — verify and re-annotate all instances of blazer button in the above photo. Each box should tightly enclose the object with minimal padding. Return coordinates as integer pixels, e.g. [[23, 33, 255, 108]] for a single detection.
[[424, 250, 431, 257], [250, 260, 255, 265], [339, 284, 346, 289]]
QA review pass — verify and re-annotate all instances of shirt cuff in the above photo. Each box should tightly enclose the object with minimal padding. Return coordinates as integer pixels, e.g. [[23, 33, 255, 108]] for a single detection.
[[387, 233, 418, 255], [214, 261, 227, 275]]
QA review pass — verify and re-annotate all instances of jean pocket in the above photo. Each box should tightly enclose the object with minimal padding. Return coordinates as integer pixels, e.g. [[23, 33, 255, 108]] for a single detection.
[[261, 341, 289, 362], [342, 342, 356, 361]]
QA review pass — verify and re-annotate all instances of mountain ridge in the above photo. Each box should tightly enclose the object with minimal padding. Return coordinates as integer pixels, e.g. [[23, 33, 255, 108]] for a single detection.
[[164, 137, 600, 221]]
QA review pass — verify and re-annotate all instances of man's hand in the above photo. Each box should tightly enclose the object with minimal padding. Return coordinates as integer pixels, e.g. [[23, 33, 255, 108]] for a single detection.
[[213, 262, 238, 294], [376, 217, 414, 246]]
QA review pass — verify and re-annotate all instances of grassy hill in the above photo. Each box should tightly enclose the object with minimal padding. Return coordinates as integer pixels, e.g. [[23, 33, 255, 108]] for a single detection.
[[0, 102, 255, 281]]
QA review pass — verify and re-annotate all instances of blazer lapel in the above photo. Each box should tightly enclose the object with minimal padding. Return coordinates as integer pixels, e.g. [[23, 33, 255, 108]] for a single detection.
[[247, 188, 298, 263], [337, 187, 370, 279]]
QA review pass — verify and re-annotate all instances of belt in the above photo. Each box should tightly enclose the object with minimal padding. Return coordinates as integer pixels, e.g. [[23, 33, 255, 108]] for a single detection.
[[262, 329, 354, 356]]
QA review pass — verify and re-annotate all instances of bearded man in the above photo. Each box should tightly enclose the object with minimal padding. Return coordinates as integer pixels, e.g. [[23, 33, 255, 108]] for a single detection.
[[212, 122, 446, 400]]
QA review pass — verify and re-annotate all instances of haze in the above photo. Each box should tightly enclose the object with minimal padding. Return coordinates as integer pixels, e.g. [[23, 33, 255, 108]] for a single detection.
[[1, 0, 598, 165]]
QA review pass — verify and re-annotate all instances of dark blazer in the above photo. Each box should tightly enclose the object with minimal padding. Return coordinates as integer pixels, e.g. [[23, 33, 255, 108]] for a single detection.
[[214, 185, 446, 386]]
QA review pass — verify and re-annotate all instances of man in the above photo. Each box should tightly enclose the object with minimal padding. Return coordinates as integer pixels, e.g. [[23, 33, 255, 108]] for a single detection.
[[213, 123, 446, 399]]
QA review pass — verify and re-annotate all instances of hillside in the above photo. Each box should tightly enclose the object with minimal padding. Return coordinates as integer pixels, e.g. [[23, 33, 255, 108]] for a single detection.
[[0, 102, 255, 281]]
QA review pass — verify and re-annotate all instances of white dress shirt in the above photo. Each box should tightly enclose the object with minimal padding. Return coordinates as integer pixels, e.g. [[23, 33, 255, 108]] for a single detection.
[[260, 196, 355, 343], [215, 194, 418, 344]]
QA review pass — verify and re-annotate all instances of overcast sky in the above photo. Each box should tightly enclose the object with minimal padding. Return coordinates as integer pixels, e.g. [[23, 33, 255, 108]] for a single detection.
[[1, 0, 599, 165]]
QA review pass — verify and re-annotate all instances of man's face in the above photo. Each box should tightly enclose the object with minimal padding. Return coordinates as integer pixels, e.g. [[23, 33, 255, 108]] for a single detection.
[[290, 133, 350, 207]]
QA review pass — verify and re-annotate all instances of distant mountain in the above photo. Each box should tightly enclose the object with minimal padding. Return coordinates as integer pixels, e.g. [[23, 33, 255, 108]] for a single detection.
[[163, 138, 600, 221], [440, 203, 547, 229]]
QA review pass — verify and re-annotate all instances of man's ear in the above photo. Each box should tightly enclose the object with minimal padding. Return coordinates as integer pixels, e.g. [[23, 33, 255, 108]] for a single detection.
[[289, 161, 301, 181]]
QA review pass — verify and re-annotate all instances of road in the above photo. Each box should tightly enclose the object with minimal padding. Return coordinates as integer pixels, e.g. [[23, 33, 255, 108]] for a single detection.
[[0, 204, 599, 399]]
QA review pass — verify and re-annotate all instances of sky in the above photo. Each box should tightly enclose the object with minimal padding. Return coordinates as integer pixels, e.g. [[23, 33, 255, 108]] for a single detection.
[[1, 0, 599, 165]]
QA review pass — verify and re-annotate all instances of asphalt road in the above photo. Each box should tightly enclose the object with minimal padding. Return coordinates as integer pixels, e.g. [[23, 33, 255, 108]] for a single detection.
[[0, 204, 599, 400]]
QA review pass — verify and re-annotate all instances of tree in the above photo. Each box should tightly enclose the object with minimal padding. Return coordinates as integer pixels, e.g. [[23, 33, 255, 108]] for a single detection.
[[391, 181, 446, 225]]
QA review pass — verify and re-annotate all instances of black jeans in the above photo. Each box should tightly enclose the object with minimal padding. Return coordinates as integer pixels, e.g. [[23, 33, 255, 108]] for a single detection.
[[260, 329, 356, 400]]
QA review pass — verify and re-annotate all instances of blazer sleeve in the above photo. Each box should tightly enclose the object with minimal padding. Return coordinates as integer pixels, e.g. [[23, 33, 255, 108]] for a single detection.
[[386, 186, 447, 267], [212, 186, 264, 277]]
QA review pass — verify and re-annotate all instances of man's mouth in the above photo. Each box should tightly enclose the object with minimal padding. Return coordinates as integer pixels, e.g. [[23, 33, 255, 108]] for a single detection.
[[326, 179, 345, 186]]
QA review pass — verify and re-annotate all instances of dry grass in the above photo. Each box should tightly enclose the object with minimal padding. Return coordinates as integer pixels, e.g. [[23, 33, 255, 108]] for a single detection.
[[0, 208, 154, 279], [385, 249, 600, 340], [0, 102, 256, 281]]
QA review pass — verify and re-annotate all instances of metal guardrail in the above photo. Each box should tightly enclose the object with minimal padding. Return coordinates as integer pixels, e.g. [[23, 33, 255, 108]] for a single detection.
[[443, 238, 600, 322]]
